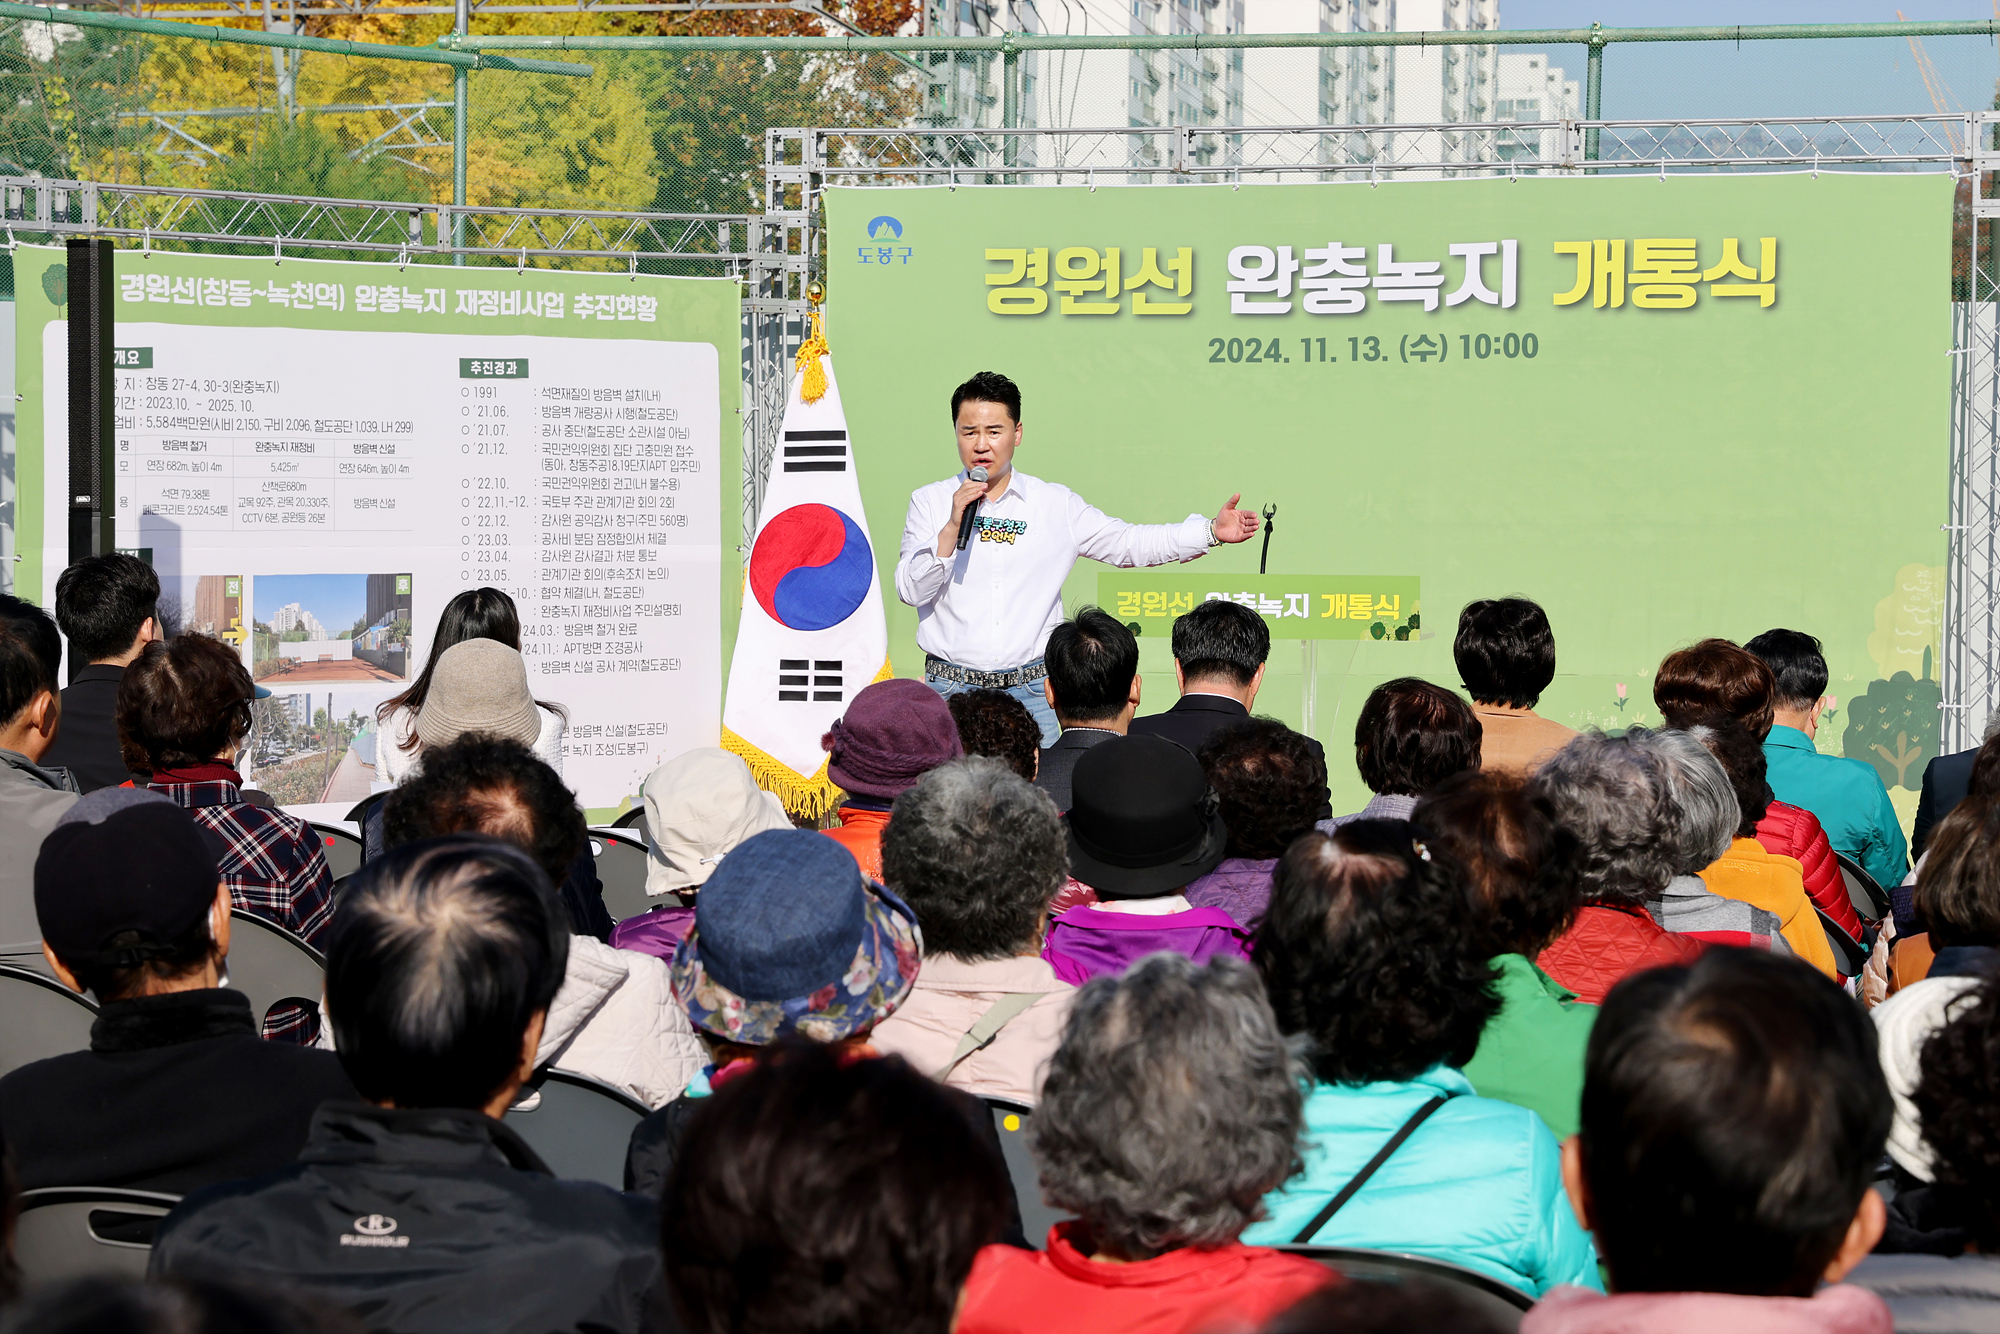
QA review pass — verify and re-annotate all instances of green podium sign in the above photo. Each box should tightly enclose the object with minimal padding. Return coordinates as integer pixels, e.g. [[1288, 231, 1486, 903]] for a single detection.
[[1095, 574, 1421, 641]]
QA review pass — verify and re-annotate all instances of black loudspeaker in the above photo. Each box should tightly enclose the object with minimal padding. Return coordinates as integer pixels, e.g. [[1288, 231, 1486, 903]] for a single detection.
[[67, 237, 116, 568]]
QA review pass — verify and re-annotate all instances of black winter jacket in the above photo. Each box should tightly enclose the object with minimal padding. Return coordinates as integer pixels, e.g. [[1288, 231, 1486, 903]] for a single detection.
[[0, 988, 356, 1194], [153, 1102, 669, 1334]]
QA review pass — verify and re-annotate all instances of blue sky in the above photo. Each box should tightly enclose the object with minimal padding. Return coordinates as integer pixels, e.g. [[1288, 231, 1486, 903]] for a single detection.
[[254, 573, 368, 632], [1498, 2, 2000, 119]]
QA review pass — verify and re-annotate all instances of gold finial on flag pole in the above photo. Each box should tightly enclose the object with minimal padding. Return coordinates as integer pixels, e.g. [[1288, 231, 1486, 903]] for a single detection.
[[796, 281, 830, 404]]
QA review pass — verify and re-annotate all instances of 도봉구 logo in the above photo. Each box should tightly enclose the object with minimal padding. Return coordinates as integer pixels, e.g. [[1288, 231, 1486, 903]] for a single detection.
[[858, 216, 912, 268], [341, 1214, 410, 1248]]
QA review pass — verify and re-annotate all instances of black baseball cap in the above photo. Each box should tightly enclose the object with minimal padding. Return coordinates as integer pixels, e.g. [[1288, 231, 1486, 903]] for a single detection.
[[1065, 734, 1227, 899], [35, 788, 225, 967]]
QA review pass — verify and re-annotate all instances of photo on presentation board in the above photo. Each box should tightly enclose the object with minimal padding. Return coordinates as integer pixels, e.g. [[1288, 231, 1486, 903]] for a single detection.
[[157, 574, 246, 644], [250, 573, 414, 684], [248, 687, 394, 808]]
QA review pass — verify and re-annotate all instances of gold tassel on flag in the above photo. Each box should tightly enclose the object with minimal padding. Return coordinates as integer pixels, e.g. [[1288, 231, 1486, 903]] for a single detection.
[[796, 310, 830, 405], [721, 661, 893, 821]]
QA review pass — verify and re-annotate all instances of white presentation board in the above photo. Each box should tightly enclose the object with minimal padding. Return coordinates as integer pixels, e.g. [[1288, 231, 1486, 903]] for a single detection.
[[19, 248, 740, 815]]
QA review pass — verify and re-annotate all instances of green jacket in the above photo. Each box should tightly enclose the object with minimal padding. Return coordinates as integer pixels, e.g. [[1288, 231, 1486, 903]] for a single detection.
[[1463, 953, 1597, 1139], [1762, 725, 1908, 893]]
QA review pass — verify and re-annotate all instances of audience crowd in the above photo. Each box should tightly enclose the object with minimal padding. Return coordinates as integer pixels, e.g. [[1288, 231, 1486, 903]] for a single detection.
[[0, 566, 1993, 1334]]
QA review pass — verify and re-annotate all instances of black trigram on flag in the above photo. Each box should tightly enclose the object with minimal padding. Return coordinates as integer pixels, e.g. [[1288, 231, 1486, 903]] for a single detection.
[[782, 430, 848, 472], [779, 659, 844, 703]]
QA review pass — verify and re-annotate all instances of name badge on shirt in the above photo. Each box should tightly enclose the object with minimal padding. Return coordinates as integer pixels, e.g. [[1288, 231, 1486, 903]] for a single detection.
[[975, 517, 1028, 545]]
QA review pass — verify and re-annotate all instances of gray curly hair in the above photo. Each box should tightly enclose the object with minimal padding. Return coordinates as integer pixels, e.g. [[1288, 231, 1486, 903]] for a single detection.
[[1636, 727, 1741, 874], [881, 757, 1068, 961], [1530, 729, 1682, 906], [1030, 953, 1305, 1258]]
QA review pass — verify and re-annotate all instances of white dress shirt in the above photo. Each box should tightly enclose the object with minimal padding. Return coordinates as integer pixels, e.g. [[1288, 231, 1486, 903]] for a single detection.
[[895, 470, 1210, 672]]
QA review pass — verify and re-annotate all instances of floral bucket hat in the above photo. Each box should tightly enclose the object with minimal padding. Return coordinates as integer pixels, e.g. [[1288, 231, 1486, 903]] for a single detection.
[[670, 828, 922, 1044]]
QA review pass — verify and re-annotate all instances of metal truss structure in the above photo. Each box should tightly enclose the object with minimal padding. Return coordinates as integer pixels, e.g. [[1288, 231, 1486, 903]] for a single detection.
[[0, 174, 757, 264], [767, 113, 1973, 188], [1945, 110, 2000, 750], [124, 101, 455, 171]]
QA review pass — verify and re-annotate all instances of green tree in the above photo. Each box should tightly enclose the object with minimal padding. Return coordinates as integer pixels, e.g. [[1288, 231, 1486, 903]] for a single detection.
[[0, 22, 145, 179], [1843, 666, 1942, 792], [210, 116, 426, 255]]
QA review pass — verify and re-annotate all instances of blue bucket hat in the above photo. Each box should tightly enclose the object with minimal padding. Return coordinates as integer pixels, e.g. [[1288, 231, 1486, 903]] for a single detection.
[[670, 829, 921, 1044]]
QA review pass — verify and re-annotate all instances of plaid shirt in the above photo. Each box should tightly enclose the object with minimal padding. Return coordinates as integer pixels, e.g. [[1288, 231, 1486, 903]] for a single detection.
[[149, 778, 336, 1042]]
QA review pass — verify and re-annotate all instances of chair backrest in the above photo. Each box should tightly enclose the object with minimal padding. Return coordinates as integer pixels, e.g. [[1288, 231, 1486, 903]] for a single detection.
[[985, 1100, 1074, 1249], [344, 790, 389, 827], [0, 965, 98, 1079], [504, 1068, 650, 1190], [226, 909, 326, 1032], [14, 1187, 182, 1285], [611, 806, 649, 837], [591, 830, 652, 926], [309, 822, 365, 881], [1815, 904, 1868, 977], [1834, 851, 1891, 924], [1275, 1245, 1531, 1328]]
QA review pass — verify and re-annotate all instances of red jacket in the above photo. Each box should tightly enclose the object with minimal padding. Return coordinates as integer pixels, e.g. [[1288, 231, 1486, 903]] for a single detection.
[[1756, 800, 1864, 941], [957, 1224, 1336, 1334], [1538, 904, 1706, 1005]]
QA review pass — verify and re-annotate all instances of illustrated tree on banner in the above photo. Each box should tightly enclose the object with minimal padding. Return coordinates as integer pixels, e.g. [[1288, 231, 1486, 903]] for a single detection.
[[721, 312, 890, 818]]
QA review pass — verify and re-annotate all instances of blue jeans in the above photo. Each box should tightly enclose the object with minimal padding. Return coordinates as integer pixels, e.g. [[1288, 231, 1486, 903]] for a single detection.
[[925, 659, 1060, 747]]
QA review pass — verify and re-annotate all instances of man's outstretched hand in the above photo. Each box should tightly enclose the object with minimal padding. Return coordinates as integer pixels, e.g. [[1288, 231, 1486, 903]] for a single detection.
[[1212, 494, 1261, 545]]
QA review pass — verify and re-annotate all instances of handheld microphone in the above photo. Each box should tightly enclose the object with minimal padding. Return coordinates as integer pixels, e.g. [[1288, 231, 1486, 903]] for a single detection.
[[955, 465, 990, 552]]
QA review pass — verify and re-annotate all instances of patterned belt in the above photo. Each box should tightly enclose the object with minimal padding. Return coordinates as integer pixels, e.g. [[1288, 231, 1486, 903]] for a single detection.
[[924, 656, 1048, 689]]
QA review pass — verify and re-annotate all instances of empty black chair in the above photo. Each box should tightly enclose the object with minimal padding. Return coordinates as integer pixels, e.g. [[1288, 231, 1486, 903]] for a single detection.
[[1817, 904, 1869, 978], [0, 965, 98, 1079], [505, 1069, 649, 1189], [14, 1187, 181, 1284], [226, 910, 325, 1033], [309, 823, 365, 880], [986, 1099, 1074, 1249], [1276, 1244, 1532, 1329], [1835, 851, 1890, 926], [591, 830, 651, 925]]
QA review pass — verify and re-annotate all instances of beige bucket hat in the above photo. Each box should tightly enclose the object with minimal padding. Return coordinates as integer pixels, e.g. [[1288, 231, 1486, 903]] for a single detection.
[[415, 639, 542, 752], [641, 747, 790, 895]]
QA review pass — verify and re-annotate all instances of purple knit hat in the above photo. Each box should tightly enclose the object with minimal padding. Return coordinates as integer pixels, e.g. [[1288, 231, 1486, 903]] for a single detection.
[[821, 679, 964, 800]]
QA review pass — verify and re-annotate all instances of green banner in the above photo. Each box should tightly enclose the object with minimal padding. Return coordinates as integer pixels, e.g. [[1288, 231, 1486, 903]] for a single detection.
[[1097, 574, 1421, 641], [827, 175, 1952, 815]]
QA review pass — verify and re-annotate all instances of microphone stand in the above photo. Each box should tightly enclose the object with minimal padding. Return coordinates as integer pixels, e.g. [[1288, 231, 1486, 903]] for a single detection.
[[1258, 503, 1277, 575]]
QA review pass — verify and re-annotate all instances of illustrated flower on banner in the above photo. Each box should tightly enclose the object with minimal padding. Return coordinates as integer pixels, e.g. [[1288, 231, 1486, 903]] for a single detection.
[[1822, 694, 1840, 725], [1613, 683, 1629, 712]]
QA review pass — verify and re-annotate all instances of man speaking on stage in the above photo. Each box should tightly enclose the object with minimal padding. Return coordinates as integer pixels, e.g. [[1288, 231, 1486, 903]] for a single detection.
[[896, 370, 1262, 745]]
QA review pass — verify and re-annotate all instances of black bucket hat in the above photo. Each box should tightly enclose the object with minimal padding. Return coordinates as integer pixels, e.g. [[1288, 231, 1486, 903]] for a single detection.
[[1064, 734, 1228, 900]]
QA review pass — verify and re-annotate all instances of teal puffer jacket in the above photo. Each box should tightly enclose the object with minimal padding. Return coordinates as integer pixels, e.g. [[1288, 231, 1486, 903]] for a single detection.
[[1240, 1065, 1602, 1298]]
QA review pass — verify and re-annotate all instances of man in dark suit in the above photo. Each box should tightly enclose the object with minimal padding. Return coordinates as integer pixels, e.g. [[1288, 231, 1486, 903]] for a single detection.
[[1131, 599, 1332, 819], [1035, 607, 1140, 813], [1914, 738, 1985, 859]]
